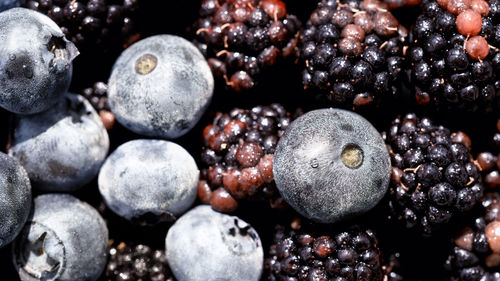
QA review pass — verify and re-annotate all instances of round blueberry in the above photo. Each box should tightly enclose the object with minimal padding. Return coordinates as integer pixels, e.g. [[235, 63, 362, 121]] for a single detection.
[[0, 8, 78, 114], [12, 194, 108, 281], [8, 93, 109, 192], [165, 205, 263, 281], [107, 34, 214, 139], [0, 0, 25, 12], [273, 108, 391, 223], [98, 139, 199, 224], [0, 152, 31, 248]]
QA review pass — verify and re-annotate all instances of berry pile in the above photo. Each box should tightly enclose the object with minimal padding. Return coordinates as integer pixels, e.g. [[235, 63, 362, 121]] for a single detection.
[[1, 1, 500, 281]]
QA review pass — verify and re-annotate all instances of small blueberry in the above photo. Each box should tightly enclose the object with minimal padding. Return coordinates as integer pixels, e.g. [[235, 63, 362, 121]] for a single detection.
[[8, 93, 109, 192], [107, 34, 214, 139], [98, 139, 199, 224], [165, 205, 263, 281], [12, 194, 108, 281], [0, 8, 78, 114]]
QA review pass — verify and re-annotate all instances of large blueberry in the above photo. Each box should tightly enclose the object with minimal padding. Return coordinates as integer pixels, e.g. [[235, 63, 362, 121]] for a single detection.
[[107, 34, 214, 139], [273, 108, 391, 223], [12, 194, 108, 281], [0, 152, 31, 248], [98, 139, 199, 224], [165, 205, 263, 281], [0, 8, 77, 114], [8, 93, 109, 192], [0, 0, 25, 12]]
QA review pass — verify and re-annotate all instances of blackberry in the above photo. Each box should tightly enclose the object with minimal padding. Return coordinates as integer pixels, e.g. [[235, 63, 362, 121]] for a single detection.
[[476, 152, 500, 189], [193, 0, 301, 92], [198, 103, 292, 213], [385, 113, 483, 236], [444, 192, 500, 280], [106, 241, 175, 281], [24, 0, 141, 53], [264, 222, 384, 280], [300, 0, 407, 108], [81, 81, 115, 130], [407, 0, 500, 112]]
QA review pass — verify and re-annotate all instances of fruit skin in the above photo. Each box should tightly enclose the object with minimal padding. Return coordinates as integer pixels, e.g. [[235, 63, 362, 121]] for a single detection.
[[0, 0, 24, 12], [108, 34, 214, 139], [12, 194, 108, 281], [0, 152, 31, 248], [0, 8, 77, 115], [165, 205, 263, 281], [8, 93, 109, 192], [98, 139, 199, 224], [273, 108, 391, 223]]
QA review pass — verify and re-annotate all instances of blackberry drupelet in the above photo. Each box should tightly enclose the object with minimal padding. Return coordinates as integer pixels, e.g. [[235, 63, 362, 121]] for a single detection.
[[264, 222, 384, 280], [24, 0, 141, 53], [384, 113, 483, 236], [444, 192, 500, 280], [407, 0, 500, 112], [300, 0, 407, 109], [81, 81, 115, 130], [198, 103, 292, 213], [106, 241, 175, 281], [476, 152, 500, 189], [193, 0, 301, 92]]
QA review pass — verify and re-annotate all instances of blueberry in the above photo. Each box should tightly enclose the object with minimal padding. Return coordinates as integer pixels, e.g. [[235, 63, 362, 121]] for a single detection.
[[165, 205, 263, 281], [98, 139, 199, 224], [0, 8, 78, 114], [12, 194, 108, 281], [273, 108, 391, 223], [0, 152, 31, 248], [0, 0, 24, 12], [107, 34, 214, 139], [8, 93, 109, 192]]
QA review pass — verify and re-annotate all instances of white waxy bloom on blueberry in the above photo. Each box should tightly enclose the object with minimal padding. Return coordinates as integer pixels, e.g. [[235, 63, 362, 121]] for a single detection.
[[13, 194, 108, 281], [107, 34, 214, 139], [8, 93, 109, 192], [98, 139, 199, 224], [165, 205, 263, 281], [0, 152, 31, 248], [273, 108, 391, 223], [0, 8, 77, 114]]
